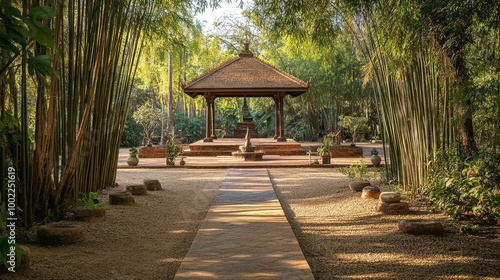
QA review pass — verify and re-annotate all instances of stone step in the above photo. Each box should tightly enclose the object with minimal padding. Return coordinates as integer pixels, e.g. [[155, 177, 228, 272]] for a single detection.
[[185, 138, 306, 156]]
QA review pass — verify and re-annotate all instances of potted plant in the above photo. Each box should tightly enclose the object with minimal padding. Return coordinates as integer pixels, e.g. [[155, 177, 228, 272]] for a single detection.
[[165, 136, 178, 165], [370, 148, 382, 167], [127, 148, 139, 166], [317, 137, 332, 164]]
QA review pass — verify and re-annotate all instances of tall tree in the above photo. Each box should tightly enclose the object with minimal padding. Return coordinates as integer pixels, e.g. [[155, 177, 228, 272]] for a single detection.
[[166, 50, 174, 137], [419, 0, 500, 156]]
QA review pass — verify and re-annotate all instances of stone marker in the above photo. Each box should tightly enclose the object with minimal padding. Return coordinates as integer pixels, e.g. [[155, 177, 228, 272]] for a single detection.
[[361, 186, 381, 199], [143, 179, 162, 191], [349, 181, 371, 192], [398, 220, 445, 235], [379, 192, 401, 203], [109, 191, 135, 205], [37, 223, 85, 246], [18, 245, 31, 270], [126, 184, 147, 195], [376, 201, 410, 215], [74, 207, 106, 221]]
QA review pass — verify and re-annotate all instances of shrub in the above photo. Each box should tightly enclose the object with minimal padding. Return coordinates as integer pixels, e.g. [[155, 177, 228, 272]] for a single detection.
[[340, 160, 369, 180], [426, 146, 500, 229], [77, 192, 106, 210]]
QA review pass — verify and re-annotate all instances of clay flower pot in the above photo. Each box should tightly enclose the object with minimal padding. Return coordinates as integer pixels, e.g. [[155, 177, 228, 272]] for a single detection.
[[127, 156, 139, 166]]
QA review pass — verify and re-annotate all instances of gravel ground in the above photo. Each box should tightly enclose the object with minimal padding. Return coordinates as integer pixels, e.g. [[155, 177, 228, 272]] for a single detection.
[[269, 168, 500, 280], [7, 168, 500, 279], [9, 169, 227, 280]]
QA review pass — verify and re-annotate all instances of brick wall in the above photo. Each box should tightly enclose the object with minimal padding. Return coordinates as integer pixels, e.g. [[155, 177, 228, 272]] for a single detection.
[[138, 147, 167, 158], [331, 146, 363, 158]]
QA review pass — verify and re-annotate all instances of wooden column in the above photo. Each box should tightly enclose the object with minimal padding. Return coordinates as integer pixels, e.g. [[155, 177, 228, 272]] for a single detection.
[[276, 92, 287, 142], [273, 95, 279, 139], [203, 93, 215, 142], [211, 97, 217, 139]]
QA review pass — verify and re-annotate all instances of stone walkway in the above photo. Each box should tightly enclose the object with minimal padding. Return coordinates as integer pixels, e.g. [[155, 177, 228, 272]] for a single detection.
[[174, 168, 314, 279]]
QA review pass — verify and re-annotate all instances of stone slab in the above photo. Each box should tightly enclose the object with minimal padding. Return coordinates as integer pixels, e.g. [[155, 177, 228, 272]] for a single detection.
[[361, 186, 381, 199], [376, 201, 410, 215], [399, 220, 445, 235], [349, 181, 371, 192], [379, 192, 401, 203]]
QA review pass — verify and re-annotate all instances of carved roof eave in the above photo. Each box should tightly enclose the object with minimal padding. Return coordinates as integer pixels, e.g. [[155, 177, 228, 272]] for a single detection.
[[183, 87, 309, 99]]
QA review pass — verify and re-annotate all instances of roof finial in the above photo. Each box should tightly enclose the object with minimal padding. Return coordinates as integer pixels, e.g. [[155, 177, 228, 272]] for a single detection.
[[239, 41, 253, 58]]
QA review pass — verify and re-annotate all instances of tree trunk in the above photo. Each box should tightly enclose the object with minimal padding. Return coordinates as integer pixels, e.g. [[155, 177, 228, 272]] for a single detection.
[[166, 50, 174, 137]]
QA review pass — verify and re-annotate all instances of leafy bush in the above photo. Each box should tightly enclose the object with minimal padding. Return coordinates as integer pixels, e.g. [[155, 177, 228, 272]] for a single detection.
[[121, 115, 144, 147], [77, 192, 105, 210], [340, 160, 369, 180], [426, 147, 500, 228], [175, 113, 205, 143]]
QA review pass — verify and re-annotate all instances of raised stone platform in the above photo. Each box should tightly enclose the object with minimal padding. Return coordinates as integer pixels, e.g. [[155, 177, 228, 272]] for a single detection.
[[185, 138, 306, 156], [232, 150, 265, 161]]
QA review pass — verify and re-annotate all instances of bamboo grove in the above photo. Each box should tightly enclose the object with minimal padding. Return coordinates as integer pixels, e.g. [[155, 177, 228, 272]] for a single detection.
[[1, 0, 499, 228], [0, 0, 194, 227], [251, 0, 500, 194]]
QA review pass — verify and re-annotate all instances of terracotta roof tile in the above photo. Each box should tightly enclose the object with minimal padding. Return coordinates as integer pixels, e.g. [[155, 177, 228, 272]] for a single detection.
[[182, 50, 309, 98]]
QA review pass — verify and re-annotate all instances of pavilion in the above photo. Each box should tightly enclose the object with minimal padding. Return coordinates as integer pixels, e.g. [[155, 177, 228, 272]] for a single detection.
[[182, 43, 310, 143]]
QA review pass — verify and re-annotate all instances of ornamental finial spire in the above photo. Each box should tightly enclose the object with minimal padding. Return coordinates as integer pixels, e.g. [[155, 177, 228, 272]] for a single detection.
[[239, 41, 253, 57]]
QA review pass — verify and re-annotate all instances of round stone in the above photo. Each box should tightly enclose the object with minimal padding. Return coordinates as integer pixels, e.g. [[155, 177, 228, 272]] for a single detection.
[[109, 191, 136, 205], [361, 186, 381, 199], [143, 179, 162, 191], [74, 207, 106, 221], [126, 184, 147, 195], [349, 181, 371, 192], [376, 201, 409, 215], [379, 192, 401, 203], [37, 223, 85, 246], [398, 219, 445, 235]]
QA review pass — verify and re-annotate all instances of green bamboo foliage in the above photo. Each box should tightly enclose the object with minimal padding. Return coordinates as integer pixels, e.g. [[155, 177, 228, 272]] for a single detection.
[[29, 0, 157, 222], [349, 10, 453, 192]]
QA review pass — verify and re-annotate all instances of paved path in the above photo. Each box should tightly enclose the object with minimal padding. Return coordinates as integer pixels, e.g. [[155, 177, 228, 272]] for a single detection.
[[174, 169, 314, 279]]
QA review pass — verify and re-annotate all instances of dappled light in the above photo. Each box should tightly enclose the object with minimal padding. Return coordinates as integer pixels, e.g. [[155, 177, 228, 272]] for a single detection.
[[1, 0, 499, 278], [270, 168, 500, 279]]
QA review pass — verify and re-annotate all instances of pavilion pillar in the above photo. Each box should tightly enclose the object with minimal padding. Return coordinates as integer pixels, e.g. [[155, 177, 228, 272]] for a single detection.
[[203, 93, 215, 142], [211, 97, 217, 139], [276, 92, 287, 142], [273, 95, 279, 139]]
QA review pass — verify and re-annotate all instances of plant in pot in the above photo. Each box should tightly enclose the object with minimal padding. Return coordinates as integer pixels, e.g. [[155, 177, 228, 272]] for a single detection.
[[127, 148, 139, 166], [317, 137, 332, 164], [370, 148, 382, 167], [165, 136, 178, 165]]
